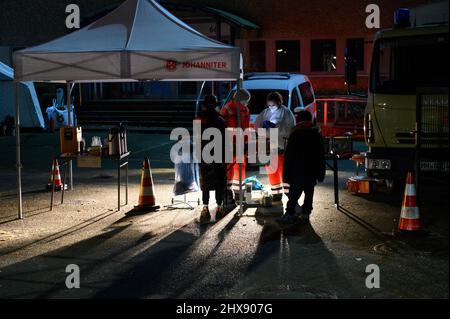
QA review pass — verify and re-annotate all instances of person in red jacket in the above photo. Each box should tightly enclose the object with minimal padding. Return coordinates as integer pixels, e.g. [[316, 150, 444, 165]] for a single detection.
[[220, 89, 251, 204]]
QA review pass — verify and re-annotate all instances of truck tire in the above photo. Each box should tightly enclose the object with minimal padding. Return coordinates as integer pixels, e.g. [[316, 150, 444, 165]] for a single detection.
[[385, 178, 404, 195]]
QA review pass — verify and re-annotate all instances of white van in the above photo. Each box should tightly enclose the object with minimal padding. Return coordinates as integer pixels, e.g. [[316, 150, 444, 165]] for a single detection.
[[223, 72, 317, 125]]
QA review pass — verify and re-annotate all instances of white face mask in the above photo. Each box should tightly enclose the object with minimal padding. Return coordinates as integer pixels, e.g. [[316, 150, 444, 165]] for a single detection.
[[268, 105, 278, 112]]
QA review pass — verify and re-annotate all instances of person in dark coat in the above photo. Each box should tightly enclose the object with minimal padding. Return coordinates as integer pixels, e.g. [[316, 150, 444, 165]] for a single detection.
[[277, 110, 326, 224], [197, 95, 227, 222]]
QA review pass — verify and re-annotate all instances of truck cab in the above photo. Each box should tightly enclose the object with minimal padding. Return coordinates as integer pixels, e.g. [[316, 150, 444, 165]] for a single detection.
[[365, 22, 448, 189]]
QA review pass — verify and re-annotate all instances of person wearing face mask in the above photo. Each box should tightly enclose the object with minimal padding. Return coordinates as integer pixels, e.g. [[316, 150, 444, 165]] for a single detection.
[[254, 91, 295, 201], [220, 88, 251, 204]]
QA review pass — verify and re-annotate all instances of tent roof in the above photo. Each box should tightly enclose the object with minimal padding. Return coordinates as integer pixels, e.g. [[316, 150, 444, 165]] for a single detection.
[[13, 0, 241, 82], [0, 61, 14, 81], [205, 7, 260, 30], [1, 61, 45, 128]]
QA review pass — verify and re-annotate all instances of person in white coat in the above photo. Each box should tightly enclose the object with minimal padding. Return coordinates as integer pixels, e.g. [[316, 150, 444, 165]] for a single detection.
[[254, 91, 295, 201]]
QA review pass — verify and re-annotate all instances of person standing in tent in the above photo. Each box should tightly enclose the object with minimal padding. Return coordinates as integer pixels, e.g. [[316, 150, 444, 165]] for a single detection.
[[277, 110, 326, 224], [254, 91, 295, 202], [220, 89, 251, 204], [197, 95, 227, 222]]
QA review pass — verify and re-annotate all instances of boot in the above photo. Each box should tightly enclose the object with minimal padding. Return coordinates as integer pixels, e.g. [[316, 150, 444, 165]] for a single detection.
[[277, 213, 298, 224], [200, 206, 211, 222], [216, 205, 225, 220]]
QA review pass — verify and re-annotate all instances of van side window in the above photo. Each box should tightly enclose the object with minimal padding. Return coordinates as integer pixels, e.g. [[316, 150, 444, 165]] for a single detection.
[[291, 89, 301, 109], [299, 82, 315, 106]]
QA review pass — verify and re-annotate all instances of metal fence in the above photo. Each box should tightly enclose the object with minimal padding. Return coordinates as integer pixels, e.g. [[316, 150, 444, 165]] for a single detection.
[[315, 96, 367, 140]]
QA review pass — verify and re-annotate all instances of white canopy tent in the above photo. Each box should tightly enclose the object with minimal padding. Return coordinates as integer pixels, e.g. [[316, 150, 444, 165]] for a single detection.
[[13, 0, 244, 218], [1, 61, 45, 128]]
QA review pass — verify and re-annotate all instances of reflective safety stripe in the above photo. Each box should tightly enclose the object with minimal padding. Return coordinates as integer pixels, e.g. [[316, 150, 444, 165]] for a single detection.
[[270, 183, 284, 190], [405, 184, 416, 196], [140, 186, 155, 196], [401, 206, 420, 219], [271, 182, 289, 195], [228, 180, 245, 191], [225, 105, 233, 115], [227, 157, 246, 191], [271, 188, 285, 194]]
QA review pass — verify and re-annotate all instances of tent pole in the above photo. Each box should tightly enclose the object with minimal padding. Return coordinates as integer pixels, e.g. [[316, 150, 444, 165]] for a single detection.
[[67, 82, 72, 127], [78, 83, 82, 108], [67, 82, 73, 190], [236, 78, 243, 216], [14, 82, 23, 219]]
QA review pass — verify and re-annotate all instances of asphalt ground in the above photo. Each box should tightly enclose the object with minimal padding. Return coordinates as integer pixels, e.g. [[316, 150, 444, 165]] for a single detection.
[[0, 131, 448, 299]]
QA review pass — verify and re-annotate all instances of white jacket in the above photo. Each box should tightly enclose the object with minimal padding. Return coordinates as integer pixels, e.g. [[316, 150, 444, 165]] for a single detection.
[[254, 105, 295, 150]]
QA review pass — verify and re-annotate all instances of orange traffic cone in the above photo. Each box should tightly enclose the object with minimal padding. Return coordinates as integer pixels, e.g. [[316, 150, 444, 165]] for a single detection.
[[398, 172, 421, 232], [46, 159, 66, 191], [134, 158, 160, 211]]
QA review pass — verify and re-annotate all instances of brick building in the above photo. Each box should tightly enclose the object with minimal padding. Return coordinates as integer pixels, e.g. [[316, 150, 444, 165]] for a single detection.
[[234, 0, 437, 92], [0, 0, 438, 95]]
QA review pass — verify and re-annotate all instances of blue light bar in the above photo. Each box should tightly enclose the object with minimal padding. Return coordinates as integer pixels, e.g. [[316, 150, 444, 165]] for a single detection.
[[394, 8, 411, 27]]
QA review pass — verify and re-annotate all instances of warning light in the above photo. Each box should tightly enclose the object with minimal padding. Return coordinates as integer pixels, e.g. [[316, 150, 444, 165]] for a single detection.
[[394, 8, 411, 27]]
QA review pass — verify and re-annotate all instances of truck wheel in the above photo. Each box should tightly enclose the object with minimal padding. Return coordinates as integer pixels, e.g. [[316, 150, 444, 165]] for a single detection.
[[385, 179, 395, 193], [385, 179, 403, 195]]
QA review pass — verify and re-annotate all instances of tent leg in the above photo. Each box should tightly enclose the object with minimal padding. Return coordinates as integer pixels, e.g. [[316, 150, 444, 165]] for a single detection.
[[236, 78, 244, 216], [78, 83, 82, 108], [67, 82, 74, 190], [67, 82, 71, 127], [69, 161, 73, 190], [14, 82, 23, 219]]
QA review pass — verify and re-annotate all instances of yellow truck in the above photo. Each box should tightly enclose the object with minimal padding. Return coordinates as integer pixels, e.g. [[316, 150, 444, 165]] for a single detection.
[[364, 12, 448, 191]]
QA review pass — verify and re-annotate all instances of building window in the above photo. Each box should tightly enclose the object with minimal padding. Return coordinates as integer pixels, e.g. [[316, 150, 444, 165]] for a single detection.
[[311, 39, 336, 72], [248, 41, 266, 72], [346, 38, 365, 71], [276, 40, 300, 72]]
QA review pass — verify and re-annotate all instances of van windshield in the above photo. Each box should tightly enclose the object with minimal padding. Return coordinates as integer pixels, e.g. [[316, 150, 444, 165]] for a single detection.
[[223, 89, 290, 114], [371, 34, 448, 94]]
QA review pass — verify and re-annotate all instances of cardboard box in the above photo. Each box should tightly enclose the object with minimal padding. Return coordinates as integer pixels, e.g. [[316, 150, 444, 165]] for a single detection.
[[77, 155, 101, 168], [60, 126, 82, 154]]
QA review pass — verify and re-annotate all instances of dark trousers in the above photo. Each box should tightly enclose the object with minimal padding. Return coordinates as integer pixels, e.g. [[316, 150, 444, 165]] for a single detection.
[[203, 189, 224, 206], [286, 183, 315, 215]]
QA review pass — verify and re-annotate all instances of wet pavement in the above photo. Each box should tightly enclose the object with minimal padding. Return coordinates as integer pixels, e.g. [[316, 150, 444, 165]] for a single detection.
[[0, 132, 448, 299]]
